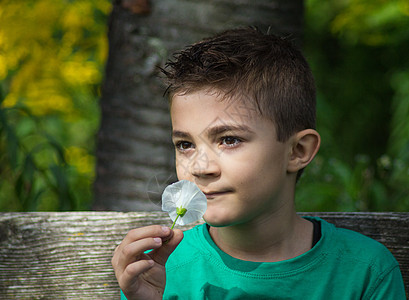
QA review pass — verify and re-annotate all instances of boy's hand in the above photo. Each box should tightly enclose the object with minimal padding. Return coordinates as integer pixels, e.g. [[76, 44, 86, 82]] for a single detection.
[[112, 225, 183, 300]]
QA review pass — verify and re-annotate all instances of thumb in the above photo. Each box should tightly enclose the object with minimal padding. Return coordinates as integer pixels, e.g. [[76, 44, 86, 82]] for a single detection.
[[151, 229, 183, 266]]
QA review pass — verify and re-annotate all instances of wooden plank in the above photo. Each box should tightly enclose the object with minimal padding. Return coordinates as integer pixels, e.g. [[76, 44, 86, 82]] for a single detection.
[[0, 212, 408, 299]]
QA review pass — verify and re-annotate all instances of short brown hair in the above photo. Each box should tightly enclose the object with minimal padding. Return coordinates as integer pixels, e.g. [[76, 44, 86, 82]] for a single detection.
[[162, 27, 316, 143]]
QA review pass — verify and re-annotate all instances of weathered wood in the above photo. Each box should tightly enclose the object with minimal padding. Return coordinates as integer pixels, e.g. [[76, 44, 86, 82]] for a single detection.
[[0, 212, 408, 299]]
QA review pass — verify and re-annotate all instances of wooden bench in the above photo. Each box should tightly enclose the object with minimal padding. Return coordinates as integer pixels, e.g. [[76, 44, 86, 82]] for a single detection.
[[0, 212, 408, 299]]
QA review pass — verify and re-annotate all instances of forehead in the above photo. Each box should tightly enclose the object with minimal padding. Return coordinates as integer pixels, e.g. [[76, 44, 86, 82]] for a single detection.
[[170, 89, 260, 122], [170, 89, 277, 140]]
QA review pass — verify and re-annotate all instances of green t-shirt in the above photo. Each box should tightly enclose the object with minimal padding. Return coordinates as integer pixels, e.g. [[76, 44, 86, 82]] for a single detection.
[[121, 217, 406, 299]]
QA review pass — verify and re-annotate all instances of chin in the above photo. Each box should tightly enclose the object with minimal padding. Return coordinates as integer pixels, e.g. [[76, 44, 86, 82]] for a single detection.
[[203, 211, 234, 228]]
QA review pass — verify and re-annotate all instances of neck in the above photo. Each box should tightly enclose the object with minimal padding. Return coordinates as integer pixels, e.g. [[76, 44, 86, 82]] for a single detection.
[[209, 211, 313, 262]]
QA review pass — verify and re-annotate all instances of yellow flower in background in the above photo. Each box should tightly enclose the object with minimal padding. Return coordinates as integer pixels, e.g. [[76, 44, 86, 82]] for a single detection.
[[0, 0, 111, 115], [1, 93, 18, 108], [0, 0, 110, 211], [0, 55, 7, 80], [62, 2, 93, 29], [26, 94, 74, 116], [62, 60, 101, 85], [65, 146, 95, 175]]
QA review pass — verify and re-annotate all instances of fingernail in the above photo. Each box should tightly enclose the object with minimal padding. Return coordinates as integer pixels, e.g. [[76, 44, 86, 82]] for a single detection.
[[154, 237, 162, 244], [162, 226, 170, 234]]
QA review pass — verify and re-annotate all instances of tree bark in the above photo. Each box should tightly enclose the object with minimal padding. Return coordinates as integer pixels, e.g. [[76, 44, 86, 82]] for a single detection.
[[93, 0, 304, 211]]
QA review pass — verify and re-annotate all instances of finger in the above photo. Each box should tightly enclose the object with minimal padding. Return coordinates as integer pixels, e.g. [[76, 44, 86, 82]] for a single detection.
[[113, 225, 172, 267], [122, 259, 155, 283], [113, 236, 163, 273], [150, 229, 184, 266], [122, 225, 173, 246], [119, 259, 155, 290]]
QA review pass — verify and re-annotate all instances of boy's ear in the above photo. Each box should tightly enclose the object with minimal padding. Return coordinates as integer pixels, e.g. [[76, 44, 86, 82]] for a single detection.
[[287, 129, 321, 173]]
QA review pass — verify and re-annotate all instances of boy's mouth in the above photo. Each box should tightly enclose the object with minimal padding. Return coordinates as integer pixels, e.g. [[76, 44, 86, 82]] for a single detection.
[[203, 190, 232, 199]]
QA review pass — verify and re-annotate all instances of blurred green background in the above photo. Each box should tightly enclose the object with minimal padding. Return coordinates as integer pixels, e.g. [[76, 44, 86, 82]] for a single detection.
[[0, 0, 408, 212]]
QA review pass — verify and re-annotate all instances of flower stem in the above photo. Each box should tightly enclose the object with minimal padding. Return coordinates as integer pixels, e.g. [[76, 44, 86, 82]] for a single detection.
[[170, 214, 180, 230]]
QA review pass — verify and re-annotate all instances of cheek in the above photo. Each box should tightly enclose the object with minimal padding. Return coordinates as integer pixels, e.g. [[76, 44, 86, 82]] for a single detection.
[[231, 148, 285, 186], [175, 161, 186, 180], [221, 154, 260, 187], [175, 156, 191, 180]]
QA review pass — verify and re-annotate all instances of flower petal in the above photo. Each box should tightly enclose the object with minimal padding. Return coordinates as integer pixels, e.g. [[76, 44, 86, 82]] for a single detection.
[[177, 208, 205, 225], [161, 185, 179, 213], [161, 180, 207, 225]]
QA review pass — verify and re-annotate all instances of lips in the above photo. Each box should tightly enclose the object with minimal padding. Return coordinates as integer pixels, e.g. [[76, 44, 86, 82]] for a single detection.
[[202, 190, 232, 199]]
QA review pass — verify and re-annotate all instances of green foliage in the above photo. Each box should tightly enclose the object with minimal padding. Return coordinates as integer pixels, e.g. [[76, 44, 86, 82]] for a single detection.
[[0, 95, 94, 211], [1, 0, 408, 212], [297, 154, 409, 211], [0, 0, 111, 211], [296, 0, 409, 211]]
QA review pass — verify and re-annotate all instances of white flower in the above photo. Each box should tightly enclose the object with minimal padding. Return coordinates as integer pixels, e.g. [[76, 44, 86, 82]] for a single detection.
[[162, 180, 207, 226]]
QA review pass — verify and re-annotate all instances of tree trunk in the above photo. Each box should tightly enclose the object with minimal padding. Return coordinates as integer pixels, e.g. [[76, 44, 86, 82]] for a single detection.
[[93, 0, 304, 211]]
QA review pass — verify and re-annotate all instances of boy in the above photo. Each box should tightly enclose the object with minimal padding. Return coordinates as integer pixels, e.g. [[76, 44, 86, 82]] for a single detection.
[[112, 27, 406, 299]]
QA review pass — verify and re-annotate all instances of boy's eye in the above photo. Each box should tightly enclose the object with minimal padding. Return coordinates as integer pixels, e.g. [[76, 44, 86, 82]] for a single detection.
[[175, 141, 194, 151], [221, 136, 241, 147]]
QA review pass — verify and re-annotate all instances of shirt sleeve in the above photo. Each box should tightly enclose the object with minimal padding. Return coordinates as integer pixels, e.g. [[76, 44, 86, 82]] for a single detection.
[[367, 265, 407, 300]]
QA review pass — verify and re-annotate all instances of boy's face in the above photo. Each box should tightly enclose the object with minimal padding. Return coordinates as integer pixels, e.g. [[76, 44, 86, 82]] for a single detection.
[[171, 89, 295, 227]]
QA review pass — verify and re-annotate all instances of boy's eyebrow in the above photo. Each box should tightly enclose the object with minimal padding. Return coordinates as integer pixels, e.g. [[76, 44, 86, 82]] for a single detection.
[[206, 124, 254, 137], [172, 130, 191, 139], [172, 124, 253, 140]]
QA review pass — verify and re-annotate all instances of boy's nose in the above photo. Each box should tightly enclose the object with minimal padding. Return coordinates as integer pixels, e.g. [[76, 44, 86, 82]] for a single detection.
[[190, 149, 221, 178]]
